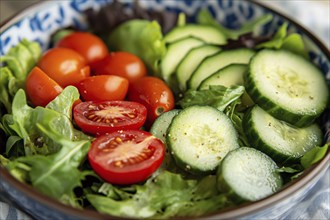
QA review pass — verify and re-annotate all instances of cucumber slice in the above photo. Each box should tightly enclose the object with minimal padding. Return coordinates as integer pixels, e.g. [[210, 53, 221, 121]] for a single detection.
[[217, 147, 283, 202], [246, 49, 329, 127], [150, 109, 181, 170], [150, 109, 180, 143], [167, 105, 239, 174], [176, 45, 221, 91], [164, 24, 227, 45], [198, 64, 254, 109], [160, 37, 205, 84], [188, 48, 255, 90], [243, 105, 323, 163]]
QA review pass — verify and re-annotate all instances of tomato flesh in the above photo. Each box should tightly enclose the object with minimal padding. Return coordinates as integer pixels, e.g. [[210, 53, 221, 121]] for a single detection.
[[25, 67, 63, 107], [76, 75, 129, 101], [73, 101, 147, 135], [88, 130, 165, 185]]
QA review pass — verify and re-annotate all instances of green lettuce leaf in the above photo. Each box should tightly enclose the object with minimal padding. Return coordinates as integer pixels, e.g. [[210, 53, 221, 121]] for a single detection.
[[178, 85, 244, 111], [87, 171, 232, 218], [197, 9, 272, 40], [0, 39, 41, 113], [8, 123, 90, 207], [3, 87, 85, 157], [0, 67, 18, 113], [2, 87, 91, 207], [300, 143, 329, 169], [108, 19, 166, 75], [256, 23, 308, 57], [224, 99, 250, 147]]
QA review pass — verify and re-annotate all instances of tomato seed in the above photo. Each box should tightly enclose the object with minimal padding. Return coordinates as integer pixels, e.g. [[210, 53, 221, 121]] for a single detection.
[[115, 137, 122, 143]]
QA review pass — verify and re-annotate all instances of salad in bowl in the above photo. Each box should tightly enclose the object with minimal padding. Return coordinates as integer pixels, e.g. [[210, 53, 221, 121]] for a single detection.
[[0, 0, 329, 219]]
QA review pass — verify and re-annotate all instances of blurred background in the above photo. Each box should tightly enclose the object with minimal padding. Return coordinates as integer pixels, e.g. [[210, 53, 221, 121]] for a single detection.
[[1, 0, 329, 48]]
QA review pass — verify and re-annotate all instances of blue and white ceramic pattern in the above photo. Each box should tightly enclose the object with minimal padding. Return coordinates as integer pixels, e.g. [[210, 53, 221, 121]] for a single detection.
[[0, 0, 329, 220]]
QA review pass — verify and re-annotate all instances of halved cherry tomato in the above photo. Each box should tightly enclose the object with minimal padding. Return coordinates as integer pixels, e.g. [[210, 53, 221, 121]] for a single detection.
[[73, 100, 147, 135], [76, 75, 129, 101], [93, 52, 147, 83], [128, 76, 175, 127], [25, 67, 63, 107], [56, 32, 108, 66], [37, 48, 90, 87], [88, 130, 165, 185]]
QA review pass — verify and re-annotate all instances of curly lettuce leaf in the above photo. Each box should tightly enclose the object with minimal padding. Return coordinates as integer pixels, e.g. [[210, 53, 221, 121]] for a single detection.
[[0, 39, 41, 113], [0, 67, 19, 113], [87, 171, 232, 218], [108, 19, 166, 75]]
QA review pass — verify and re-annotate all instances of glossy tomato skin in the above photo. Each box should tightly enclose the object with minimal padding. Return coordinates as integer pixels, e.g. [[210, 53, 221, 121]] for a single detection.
[[76, 75, 129, 101], [88, 130, 165, 185], [128, 76, 175, 126], [37, 48, 90, 87], [93, 52, 147, 83], [73, 100, 147, 135], [25, 67, 63, 107], [56, 32, 108, 65]]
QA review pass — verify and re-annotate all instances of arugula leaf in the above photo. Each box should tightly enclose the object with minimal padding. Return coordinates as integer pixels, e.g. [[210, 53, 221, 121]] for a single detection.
[[178, 85, 244, 111], [197, 9, 272, 40], [108, 19, 166, 75], [87, 171, 232, 218], [300, 143, 329, 169], [11, 123, 90, 207], [224, 99, 250, 147]]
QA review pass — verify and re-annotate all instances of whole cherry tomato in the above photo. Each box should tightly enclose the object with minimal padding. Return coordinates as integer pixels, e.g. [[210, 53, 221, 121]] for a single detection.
[[37, 48, 90, 87], [25, 67, 63, 107], [128, 76, 175, 127], [76, 75, 129, 101], [73, 100, 147, 135], [93, 52, 147, 83], [56, 32, 108, 66], [88, 130, 165, 185]]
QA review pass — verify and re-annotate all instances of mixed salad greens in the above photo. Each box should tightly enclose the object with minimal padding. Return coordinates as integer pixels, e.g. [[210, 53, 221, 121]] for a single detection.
[[1, 1, 329, 219]]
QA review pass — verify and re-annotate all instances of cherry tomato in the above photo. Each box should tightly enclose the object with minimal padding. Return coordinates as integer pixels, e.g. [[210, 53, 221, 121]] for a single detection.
[[76, 75, 129, 101], [73, 100, 147, 135], [56, 32, 108, 65], [25, 67, 63, 107], [88, 130, 165, 185], [128, 76, 175, 126], [37, 48, 90, 87], [93, 52, 147, 83]]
